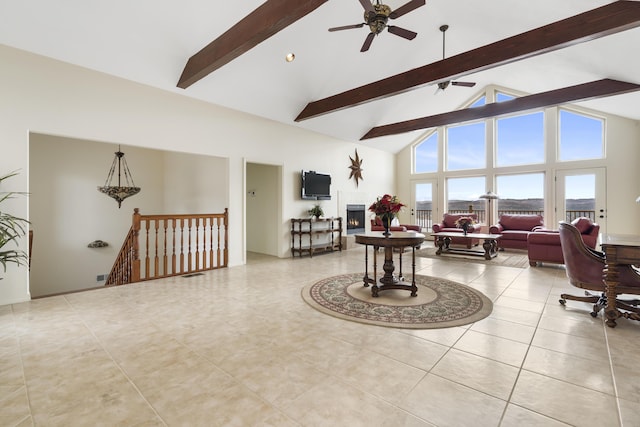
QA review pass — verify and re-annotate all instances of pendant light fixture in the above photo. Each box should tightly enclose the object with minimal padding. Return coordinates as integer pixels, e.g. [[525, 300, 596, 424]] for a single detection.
[[97, 145, 140, 208]]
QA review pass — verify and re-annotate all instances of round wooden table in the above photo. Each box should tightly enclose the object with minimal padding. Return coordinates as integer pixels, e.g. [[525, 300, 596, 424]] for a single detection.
[[355, 231, 425, 297]]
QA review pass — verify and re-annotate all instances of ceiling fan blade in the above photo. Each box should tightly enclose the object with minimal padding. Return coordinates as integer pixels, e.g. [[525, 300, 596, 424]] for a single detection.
[[358, 0, 375, 14], [329, 23, 365, 32], [451, 81, 476, 87], [389, 0, 426, 19], [387, 26, 417, 40], [361, 32, 375, 52]]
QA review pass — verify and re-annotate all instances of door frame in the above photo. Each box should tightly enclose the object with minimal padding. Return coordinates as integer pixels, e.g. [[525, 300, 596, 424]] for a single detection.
[[555, 167, 606, 233], [410, 179, 438, 232]]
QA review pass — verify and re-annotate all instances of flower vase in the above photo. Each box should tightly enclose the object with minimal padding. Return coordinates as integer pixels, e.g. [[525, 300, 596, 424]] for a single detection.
[[462, 224, 468, 235], [382, 214, 393, 237]]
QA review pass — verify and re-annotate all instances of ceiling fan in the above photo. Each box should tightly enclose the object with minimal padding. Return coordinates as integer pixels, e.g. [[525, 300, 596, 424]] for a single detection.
[[435, 24, 476, 93], [328, 0, 426, 52]]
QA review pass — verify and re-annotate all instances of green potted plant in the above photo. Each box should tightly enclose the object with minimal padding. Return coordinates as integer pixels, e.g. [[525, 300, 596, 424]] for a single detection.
[[0, 171, 29, 277], [308, 204, 323, 219]]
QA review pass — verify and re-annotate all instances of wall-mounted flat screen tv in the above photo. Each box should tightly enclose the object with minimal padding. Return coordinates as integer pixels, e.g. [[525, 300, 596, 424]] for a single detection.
[[301, 170, 331, 200]]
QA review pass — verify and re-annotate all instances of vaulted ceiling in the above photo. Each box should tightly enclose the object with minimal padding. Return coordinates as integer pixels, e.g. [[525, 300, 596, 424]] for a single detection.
[[2, 0, 640, 153]]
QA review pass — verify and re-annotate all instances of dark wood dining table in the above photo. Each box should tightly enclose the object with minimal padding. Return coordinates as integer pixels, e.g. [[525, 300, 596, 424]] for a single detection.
[[600, 233, 640, 327]]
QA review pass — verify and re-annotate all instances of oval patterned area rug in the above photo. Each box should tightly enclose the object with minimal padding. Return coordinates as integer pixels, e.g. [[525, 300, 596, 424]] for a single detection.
[[302, 273, 492, 329]]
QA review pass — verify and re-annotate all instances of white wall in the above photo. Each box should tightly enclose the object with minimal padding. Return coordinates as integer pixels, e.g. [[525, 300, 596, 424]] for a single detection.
[[0, 45, 395, 305]]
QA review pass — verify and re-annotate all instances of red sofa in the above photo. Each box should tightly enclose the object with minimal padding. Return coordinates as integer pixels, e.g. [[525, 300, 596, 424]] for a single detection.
[[527, 217, 599, 266], [489, 214, 544, 250], [370, 218, 421, 232], [431, 213, 482, 248]]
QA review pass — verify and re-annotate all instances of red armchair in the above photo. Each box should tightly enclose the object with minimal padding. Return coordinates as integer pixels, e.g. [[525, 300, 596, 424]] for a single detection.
[[370, 218, 421, 232], [527, 217, 599, 266], [431, 213, 482, 248]]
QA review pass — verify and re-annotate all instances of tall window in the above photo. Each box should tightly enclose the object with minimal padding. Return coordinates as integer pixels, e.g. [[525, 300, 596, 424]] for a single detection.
[[446, 122, 486, 171], [447, 177, 485, 213], [496, 112, 544, 166], [559, 109, 604, 161], [496, 92, 515, 102], [414, 131, 438, 173], [495, 173, 544, 216]]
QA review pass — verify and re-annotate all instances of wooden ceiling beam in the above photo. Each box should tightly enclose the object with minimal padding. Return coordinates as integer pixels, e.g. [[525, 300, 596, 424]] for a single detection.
[[178, 0, 328, 89], [296, 1, 640, 121], [360, 79, 640, 140]]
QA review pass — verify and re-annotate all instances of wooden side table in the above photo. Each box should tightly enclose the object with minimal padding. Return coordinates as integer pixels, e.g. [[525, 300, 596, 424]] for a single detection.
[[354, 231, 425, 297]]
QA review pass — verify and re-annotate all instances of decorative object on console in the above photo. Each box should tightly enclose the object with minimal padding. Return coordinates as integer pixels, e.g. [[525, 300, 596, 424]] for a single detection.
[[454, 216, 476, 235], [369, 194, 405, 236], [308, 204, 324, 219], [348, 148, 363, 187], [97, 145, 141, 208]]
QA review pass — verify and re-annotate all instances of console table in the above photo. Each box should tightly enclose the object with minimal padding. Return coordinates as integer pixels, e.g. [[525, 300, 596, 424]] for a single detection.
[[355, 231, 425, 297], [291, 217, 342, 257]]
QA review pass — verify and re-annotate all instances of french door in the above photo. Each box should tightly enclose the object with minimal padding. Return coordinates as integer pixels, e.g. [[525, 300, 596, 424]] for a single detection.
[[411, 179, 438, 232], [555, 167, 606, 233]]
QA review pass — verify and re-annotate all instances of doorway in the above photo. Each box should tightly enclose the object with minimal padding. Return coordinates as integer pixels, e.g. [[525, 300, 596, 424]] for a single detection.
[[245, 162, 281, 259], [555, 167, 606, 232], [411, 179, 438, 232]]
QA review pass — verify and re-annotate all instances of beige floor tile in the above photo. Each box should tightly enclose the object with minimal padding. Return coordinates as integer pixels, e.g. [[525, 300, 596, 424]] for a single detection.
[[500, 404, 572, 426], [360, 329, 449, 372], [401, 326, 467, 347], [488, 304, 541, 327], [431, 349, 519, 400], [281, 377, 404, 427], [401, 374, 506, 427], [531, 328, 609, 363], [0, 385, 31, 426], [619, 397, 640, 427], [329, 349, 426, 405], [471, 316, 536, 344], [510, 370, 618, 427], [494, 295, 546, 314], [453, 330, 529, 367], [611, 364, 640, 404], [536, 310, 606, 339], [523, 346, 615, 395]]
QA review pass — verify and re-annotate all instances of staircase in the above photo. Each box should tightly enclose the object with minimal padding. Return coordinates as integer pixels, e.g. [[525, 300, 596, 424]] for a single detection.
[[106, 208, 228, 286]]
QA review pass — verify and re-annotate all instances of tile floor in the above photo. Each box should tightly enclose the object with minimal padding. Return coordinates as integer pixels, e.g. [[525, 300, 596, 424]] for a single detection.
[[1, 247, 639, 426]]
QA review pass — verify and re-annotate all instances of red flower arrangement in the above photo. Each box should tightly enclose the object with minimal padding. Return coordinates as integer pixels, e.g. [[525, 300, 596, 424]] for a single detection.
[[454, 217, 476, 229], [455, 216, 476, 234], [369, 194, 405, 217]]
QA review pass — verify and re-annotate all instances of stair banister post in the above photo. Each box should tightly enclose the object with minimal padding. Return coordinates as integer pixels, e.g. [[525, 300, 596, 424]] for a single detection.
[[132, 208, 141, 282]]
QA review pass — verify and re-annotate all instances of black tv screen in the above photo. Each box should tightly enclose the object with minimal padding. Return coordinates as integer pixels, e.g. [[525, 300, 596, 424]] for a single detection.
[[301, 170, 331, 200]]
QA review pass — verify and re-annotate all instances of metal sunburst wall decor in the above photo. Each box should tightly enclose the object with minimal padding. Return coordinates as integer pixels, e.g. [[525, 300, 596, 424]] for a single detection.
[[348, 149, 363, 187]]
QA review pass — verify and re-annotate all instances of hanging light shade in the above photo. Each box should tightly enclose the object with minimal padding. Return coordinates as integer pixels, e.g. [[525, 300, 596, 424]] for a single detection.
[[479, 191, 499, 200], [97, 146, 141, 208]]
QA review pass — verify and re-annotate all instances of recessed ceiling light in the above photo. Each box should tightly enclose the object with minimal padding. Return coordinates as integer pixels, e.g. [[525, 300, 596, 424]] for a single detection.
[[285, 53, 295, 62]]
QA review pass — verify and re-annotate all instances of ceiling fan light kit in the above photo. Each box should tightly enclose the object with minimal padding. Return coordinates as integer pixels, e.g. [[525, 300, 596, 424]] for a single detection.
[[328, 0, 425, 52]]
